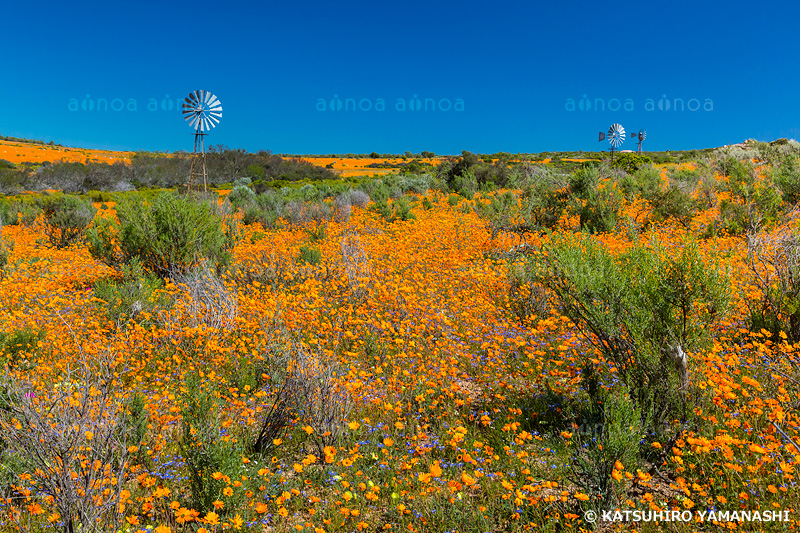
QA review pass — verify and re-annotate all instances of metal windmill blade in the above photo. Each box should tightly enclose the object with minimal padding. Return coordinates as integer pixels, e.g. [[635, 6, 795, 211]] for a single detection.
[[182, 90, 222, 193], [636, 129, 647, 153], [607, 123, 626, 149], [182, 90, 223, 132]]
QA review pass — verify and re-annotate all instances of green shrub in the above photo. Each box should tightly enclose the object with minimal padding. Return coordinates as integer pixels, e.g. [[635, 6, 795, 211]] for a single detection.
[[240, 192, 286, 228], [123, 391, 149, 465], [574, 182, 623, 233], [452, 169, 477, 199], [393, 196, 416, 221], [570, 388, 645, 508], [568, 166, 599, 198], [228, 179, 256, 209], [526, 235, 729, 431], [771, 155, 800, 205], [0, 240, 8, 277], [719, 158, 783, 232], [306, 224, 326, 243], [179, 376, 245, 514], [92, 257, 169, 327], [87, 192, 234, 278], [521, 180, 569, 231], [648, 186, 700, 228], [297, 245, 322, 265], [0, 327, 45, 367], [0, 215, 9, 277], [619, 165, 661, 200], [37, 194, 97, 249], [611, 153, 652, 173]]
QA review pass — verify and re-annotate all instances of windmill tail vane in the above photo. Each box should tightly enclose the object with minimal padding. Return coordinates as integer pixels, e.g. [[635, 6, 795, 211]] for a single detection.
[[182, 90, 222, 193]]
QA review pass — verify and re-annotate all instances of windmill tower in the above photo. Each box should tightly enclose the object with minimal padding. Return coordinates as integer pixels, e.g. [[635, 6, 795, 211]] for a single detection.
[[598, 123, 626, 163], [635, 129, 647, 154], [182, 90, 222, 193]]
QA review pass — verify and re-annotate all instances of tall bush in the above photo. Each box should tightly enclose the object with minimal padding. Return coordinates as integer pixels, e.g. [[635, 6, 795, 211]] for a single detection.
[[37, 194, 97, 249], [88, 192, 234, 278], [525, 235, 729, 431]]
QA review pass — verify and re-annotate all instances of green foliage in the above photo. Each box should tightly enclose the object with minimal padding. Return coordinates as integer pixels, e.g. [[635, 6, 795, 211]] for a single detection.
[[452, 169, 477, 199], [526, 235, 730, 431], [568, 166, 599, 198], [37, 194, 97, 249], [574, 182, 623, 233], [305, 224, 326, 243], [0, 198, 42, 226], [771, 155, 800, 205], [123, 391, 149, 465], [179, 376, 245, 514], [297, 245, 322, 265], [619, 165, 661, 200], [648, 185, 700, 228], [611, 153, 652, 173], [371, 195, 416, 223], [87, 193, 234, 279], [570, 388, 646, 508], [709, 158, 782, 235], [392, 196, 416, 221], [0, 327, 45, 367], [228, 177, 256, 209], [240, 192, 286, 228], [92, 257, 169, 327], [0, 239, 8, 277], [521, 180, 569, 231]]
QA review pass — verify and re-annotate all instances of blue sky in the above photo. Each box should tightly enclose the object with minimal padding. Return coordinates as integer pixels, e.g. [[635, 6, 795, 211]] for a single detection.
[[2, 0, 798, 154]]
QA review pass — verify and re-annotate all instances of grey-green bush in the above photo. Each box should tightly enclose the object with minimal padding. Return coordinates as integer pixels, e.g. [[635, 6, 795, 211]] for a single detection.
[[92, 257, 169, 327], [87, 192, 234, 279], [525, 235, 729, 432], [37, 194, 97, 249]]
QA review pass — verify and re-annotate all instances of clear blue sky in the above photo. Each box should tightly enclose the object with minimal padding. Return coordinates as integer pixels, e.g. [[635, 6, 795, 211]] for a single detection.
[[2, 0, 799, 155]]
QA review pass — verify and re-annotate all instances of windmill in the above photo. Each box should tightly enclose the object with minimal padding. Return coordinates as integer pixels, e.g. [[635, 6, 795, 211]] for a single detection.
[[598, 123, 626, 162], [182, 90, 222, 193], [635, 129, 647, 154]]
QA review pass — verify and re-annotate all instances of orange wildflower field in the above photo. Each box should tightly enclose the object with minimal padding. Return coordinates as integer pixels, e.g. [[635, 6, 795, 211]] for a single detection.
[[0, 140, 132, 166], [297, 158, 442, 178], [0, 150, 798, 532]]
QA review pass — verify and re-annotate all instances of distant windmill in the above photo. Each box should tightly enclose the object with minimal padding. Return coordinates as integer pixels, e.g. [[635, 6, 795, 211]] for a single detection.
[[599, 123, 626, 162], [635, 129, 647, 154], [182, 90, 222, 193]]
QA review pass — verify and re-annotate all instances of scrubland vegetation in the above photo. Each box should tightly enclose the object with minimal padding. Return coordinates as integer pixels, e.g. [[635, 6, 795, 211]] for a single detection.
[[0, 138, 798, 532]]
